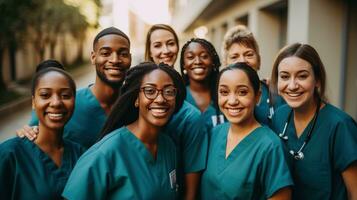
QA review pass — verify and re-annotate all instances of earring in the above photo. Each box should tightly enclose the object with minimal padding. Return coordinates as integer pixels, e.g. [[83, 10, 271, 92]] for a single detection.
[[183, 69, 187, 74], [135, 101, 139, 107]]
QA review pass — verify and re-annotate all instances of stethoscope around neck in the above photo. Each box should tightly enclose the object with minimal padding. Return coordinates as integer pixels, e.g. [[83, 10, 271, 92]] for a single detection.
[[278, 99, 321, 160]]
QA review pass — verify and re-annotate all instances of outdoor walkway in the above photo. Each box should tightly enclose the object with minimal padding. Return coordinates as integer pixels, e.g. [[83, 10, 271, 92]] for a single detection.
[[0, 64, 95, 142]]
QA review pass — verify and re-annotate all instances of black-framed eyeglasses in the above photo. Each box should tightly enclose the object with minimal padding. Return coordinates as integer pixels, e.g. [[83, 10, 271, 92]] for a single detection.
[[140, 86, 177, 101]]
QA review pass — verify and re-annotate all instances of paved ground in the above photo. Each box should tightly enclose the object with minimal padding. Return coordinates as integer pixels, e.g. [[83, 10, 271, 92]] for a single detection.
[[0, 64, 95, 142]]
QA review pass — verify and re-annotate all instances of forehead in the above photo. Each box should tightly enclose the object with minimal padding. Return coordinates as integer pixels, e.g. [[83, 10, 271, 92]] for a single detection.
[[142, 69, 173, 85], [95, 34, 130, 51], [186, 42, 207, 53], [150, 29, 176, 43], [219, 69, 251, 87], [37, 71, 71, 89], [228, 42, 255, 53], [278, 56, 312, 72]]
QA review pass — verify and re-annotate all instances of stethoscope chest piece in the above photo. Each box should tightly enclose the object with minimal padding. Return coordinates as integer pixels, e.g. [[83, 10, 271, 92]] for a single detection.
[[290, 150, 304, 160]]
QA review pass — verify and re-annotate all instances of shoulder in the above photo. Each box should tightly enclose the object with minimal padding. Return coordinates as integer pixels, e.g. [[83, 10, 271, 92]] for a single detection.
[[0, 138, 27, 162], [85, 127, 130, 154], [0, 137, 25, 153], [322, 104, 355, 123], [251, 126, 283, 152], [171, 100, 201, 122]]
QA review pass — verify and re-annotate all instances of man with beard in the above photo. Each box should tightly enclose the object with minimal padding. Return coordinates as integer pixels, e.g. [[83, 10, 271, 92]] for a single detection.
[[20, 27, 132, 149]]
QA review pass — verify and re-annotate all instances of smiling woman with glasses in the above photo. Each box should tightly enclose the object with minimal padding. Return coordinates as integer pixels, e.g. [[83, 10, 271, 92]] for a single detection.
[[62, 62, 186, 199]]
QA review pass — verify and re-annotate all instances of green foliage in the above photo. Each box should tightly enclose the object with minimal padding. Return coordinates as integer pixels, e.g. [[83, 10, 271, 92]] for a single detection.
[[0, 0, 102, 90]]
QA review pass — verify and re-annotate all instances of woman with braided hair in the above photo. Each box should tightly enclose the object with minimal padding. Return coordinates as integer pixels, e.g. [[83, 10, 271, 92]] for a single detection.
[[180, 38, 224, 129], [145, 24, 208, 199], [62, 62, 186, 200]]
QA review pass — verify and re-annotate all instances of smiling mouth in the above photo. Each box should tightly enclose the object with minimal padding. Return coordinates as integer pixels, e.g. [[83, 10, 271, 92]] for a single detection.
[[46, 112, 66, 121], [191, 67, 205, 74], [286, 92, 303, 98], [105, 67, 126, 75], [149, 107, 171, 118], [226, 108, 243, 116]]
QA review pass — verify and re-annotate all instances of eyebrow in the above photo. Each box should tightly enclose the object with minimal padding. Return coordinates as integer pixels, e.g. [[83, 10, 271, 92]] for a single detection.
[[142, 83, 175, 87]]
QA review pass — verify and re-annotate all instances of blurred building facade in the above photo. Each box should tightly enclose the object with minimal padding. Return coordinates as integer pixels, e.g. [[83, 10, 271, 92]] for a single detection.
[[171, 0, 357, 120]]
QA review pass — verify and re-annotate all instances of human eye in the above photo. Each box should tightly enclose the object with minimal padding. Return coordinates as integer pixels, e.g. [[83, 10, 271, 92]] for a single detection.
[[164, 87, 177, 97], [61, 91, 73, 99], [153, 43, 162, 48], [119, 50, 129, 58], [185, 53, 194, 60], [39, 92, 50, 99], [144, 87, 157, 95], [168, 41, 176, 46], [201, 53, 210, 60], [297, 72, 309, 80], [237, 89, 248, 96], [219, 88, 229, 96], [279, 73, 290, 80], [245, 52, 255, 58], [100, 50, 111, 57]]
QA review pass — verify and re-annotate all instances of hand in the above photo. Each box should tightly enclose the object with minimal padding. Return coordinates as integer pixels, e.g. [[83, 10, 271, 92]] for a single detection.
[[16, 125, 39, 141]]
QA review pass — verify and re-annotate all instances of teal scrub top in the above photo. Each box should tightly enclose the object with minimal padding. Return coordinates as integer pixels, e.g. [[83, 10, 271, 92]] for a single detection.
[[62, 127, 178, 200], [254, 81, 285, 126], [0, 137, 84, 200], [272, 103, 357, 200], [201, 123, 293, 200], [185, 86, 225, 129], [163, 100, 208, 174], [29, 86, 107, 149]]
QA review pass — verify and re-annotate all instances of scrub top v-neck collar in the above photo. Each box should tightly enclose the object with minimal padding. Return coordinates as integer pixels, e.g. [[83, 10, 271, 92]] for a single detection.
[[217, 124, 261, 172]]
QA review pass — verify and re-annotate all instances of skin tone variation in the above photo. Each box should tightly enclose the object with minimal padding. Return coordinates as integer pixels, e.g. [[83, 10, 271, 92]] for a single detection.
[[216, 67, 291, 200], [226, 43, 260, 70], [276, 54, 357, 199], [183, 42, 213, 112], [91, 34, 131, 114], [149, 29, 179, 67], [129, 69, 177, 157], [33, 70, 75, 167], [277, 56, 320, 136]]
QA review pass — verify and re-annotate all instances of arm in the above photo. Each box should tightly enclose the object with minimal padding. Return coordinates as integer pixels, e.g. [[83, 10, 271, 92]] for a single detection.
[[268, 187, 291, 200], [342, 162, 357, 200], [183, 172, 201, 200]]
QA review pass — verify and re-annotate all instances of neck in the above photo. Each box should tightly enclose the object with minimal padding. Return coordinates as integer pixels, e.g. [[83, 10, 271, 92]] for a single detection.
[[293, 98, 319, 122], [230, 116, 260, 137], [34, 125, 63, 150], [189, 79, 210, 93], [91, 77, 120, 114], [127, 120, 160, 145]]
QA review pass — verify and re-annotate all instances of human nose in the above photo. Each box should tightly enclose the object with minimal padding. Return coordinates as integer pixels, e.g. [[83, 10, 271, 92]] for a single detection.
[[287, 78, 299, 90], [154, 90, 166, 102], [227, 93, 238, 105], [237, 56, 247, 63], [194, 56, 202, 64], [162, 45, 170, 54], [50, 95, 63, 107], [109, 53, 120, 63]]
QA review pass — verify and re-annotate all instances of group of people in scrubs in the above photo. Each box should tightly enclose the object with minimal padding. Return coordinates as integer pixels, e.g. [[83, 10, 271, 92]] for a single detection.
[[0, 21, 356, 200]]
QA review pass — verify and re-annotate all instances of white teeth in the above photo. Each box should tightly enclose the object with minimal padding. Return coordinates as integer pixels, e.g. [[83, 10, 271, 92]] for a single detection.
[[227, 108, 242, 116], [192, 68, 205, 74], [151, 108, 167, 113], [48, 113, 64, 120], [107, 69, 122, 75], [287, 93, 301, 97]]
